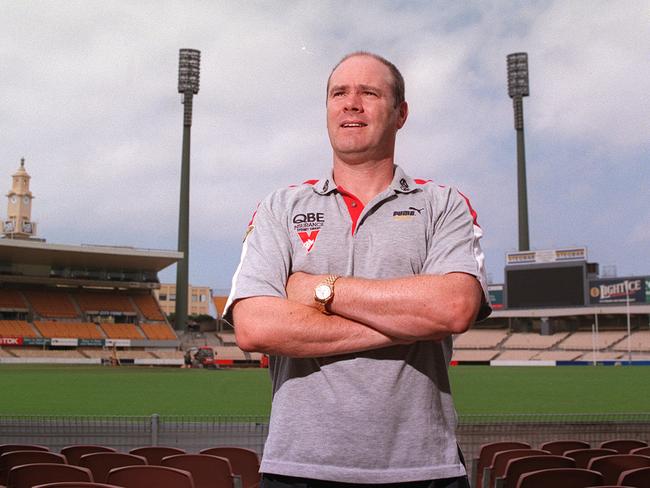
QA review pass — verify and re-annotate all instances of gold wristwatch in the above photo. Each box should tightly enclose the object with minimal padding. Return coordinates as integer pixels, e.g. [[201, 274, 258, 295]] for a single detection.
[[314, 275, 340, 314]]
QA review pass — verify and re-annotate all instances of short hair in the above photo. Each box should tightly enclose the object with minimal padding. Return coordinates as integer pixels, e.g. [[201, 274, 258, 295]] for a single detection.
[[326, 51, 405, 107]]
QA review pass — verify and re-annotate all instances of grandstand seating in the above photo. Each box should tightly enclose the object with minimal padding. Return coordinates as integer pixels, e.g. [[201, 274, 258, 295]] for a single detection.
[[24, 290, 79, 318], [612, 331, 650, 352], [150, 350, 184, 359], [61, 446, 116, 466], [0, 289, 28, 309], [453, 329, 508, 348], [6, 348, 85, 358], [128, 447, 186, 466], [140, 323, 177, 340], [99, 323, 143, 340], [107, 465, 193, 488], [533, 351, 583, 361], [558, 331, 627, 350], [115, 350, 154, 360], [217, 332, 237, 346], [131, 294, 165, 321], [34, 322, 103, 339], [0, 320, 39, 338], [501, 333, 569, 350], [78, 349, 111, 359], [74, 292, 135, 314], [0, 347, 15, 357], [578, 351, 624, 361], [494, 350, 540, 361], [451, 349, 500, 362]]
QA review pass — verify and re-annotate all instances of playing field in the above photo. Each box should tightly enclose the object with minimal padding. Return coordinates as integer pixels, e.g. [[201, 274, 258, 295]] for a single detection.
[[1, 364, 649, 416]]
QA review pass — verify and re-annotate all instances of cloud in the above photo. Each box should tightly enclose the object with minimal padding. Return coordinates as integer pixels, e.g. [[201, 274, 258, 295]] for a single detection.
[[1, 0, 648, 290]]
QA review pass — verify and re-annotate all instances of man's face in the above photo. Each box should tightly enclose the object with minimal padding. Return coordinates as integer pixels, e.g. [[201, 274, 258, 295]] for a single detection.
[[326, 55, 408, 164]]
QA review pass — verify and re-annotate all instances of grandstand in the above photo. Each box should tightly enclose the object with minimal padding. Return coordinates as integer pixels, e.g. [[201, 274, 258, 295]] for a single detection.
[[0, 238, 185, 364]]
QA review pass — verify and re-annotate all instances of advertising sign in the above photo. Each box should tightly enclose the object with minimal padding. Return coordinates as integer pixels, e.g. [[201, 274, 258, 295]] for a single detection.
[[506, 247, 587, 266], [51, 338, 79, 347], [24, 337, 50, 346], [589, 277, 646, 304], [0, 337, 23, 346], [488, 284, 504, 310], [79, 339, 104, 347], [105, 339, 131, 347], [646, 278, 650, 303]]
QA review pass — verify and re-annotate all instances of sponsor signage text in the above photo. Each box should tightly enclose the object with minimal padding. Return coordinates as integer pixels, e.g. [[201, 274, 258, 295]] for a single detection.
[[589, 277, 647, 304]]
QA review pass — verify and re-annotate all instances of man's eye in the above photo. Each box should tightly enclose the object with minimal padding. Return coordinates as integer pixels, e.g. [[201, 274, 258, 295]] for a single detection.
[[363, 91, 377, 97], [332, 91, 345, 97]]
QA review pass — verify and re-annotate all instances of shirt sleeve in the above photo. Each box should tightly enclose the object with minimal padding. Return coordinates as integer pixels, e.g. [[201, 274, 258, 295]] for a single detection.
[[422, 187, 492, 321], [223, 195, 292, 325]]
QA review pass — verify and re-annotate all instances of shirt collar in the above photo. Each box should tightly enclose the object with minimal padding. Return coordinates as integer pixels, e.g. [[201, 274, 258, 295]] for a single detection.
[[311, 164, 419, 196]]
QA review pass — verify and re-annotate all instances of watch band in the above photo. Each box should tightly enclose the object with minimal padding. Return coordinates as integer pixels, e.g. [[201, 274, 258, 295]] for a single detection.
[[315, 275, 339, 314]]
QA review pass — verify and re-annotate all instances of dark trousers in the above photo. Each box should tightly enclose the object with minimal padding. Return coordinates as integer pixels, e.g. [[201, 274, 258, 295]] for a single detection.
[[260, 473, 470, 488]]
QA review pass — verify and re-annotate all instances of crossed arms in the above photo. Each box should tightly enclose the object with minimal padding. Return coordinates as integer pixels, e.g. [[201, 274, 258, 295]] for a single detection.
[[232, 272, 483, 358]]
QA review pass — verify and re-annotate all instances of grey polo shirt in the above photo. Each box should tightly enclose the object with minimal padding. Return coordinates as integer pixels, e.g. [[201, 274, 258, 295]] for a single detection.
[[225, 165, 491, 484]]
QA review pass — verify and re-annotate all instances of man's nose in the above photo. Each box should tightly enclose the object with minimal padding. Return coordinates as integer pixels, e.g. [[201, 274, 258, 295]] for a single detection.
[[344, 93, 363, 112]]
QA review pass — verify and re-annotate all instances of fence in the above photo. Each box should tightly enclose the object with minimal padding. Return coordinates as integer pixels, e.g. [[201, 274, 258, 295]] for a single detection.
[[2, 413, 649, 470]]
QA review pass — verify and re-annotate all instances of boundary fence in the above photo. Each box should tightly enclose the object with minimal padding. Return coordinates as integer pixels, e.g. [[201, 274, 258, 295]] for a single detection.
[[2, 413, 649, 471]]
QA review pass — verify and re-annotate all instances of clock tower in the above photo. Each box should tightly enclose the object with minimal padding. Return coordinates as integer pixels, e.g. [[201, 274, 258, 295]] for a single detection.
[[3, 158, 37, 239]]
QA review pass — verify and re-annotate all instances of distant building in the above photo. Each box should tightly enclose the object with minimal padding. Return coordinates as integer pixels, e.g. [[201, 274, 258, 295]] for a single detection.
[[155, 283, 212, 316]]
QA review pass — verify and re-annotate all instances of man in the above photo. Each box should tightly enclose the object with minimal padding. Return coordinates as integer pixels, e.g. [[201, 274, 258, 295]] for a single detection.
[[225, 52, 491, 487]]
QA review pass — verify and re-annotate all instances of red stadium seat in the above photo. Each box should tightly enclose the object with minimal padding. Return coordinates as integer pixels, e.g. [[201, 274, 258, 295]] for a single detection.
[[588, 454, 650, 484], [600, 439, 649, 454], [487, 449, 549, 488], [497, 455, 575, 488], [631, 446, 650, 457], [0, 451, 66, 484], [0, 444, 49, 455], [129, 446, 186, 466], [7, 463, 93, 488], [107, 465, 194, 488], [79, 452, 147, 483], [161, 454, 235, 488], [618, 466, 650, 487], [473, 442, 531, 488], [515, 468, 603, 488], [539, 440, 590, 455], [61, 445, 116, 466], [34, 484, 123, 488], [199, 447, 260, 488], [564, 448, 618, 469]]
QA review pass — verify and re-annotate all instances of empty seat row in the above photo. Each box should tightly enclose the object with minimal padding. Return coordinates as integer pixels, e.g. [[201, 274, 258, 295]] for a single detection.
[[0, 443, 260, 488], [474, 439, 650, 488]]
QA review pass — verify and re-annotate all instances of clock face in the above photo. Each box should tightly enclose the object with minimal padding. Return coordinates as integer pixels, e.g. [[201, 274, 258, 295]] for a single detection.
[[22, 221, 32, 233], [10, 196, 17, 204], [3, 221, 14, 233], [23, 196, 30, 205]]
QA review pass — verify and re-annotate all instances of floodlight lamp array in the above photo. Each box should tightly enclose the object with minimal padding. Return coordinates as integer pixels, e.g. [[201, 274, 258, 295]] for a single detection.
[[178, 49, 201, 94], [507, 52, 529, 98]]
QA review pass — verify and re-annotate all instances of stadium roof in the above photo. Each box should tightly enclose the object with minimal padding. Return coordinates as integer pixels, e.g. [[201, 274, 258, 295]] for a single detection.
[[0, 238, 181, 272], [491, 304, 650, 318]]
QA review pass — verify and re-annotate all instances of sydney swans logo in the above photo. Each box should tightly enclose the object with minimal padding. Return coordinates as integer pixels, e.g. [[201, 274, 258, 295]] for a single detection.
[[293, 212, 324, 253]]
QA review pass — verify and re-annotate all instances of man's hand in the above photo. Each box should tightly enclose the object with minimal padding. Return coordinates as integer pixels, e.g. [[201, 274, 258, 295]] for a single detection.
[[286, 271, 325, 308]]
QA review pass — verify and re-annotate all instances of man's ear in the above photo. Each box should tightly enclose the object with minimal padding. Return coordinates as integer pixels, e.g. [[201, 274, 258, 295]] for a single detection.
[[397, 101, 408, 129]]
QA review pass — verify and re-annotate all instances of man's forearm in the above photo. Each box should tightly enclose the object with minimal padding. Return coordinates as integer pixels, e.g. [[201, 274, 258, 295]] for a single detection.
[[330, 273, 482, 340], [286, 272, 482, 341], [232, 296, 408, 358]]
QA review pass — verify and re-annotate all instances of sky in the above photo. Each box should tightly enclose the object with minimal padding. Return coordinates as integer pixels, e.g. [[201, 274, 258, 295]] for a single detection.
[[2, 0, 649, 298]]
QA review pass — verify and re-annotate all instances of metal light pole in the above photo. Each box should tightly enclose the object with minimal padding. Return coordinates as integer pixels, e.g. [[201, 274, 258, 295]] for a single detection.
[[507, 52, 530, 251], [175, 48, 201, 331]]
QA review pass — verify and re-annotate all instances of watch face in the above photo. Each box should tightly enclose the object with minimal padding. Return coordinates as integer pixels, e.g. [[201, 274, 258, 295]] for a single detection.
[[315, 284, 332, 301]]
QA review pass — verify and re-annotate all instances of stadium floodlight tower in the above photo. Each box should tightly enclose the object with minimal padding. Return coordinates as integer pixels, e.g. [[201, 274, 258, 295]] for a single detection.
[[507, 52, 531, 251], [175, 48, 200, 331]]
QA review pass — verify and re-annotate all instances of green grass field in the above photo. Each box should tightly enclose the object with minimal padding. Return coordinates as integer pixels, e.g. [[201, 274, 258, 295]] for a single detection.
[[0, 365, 648, 416]]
